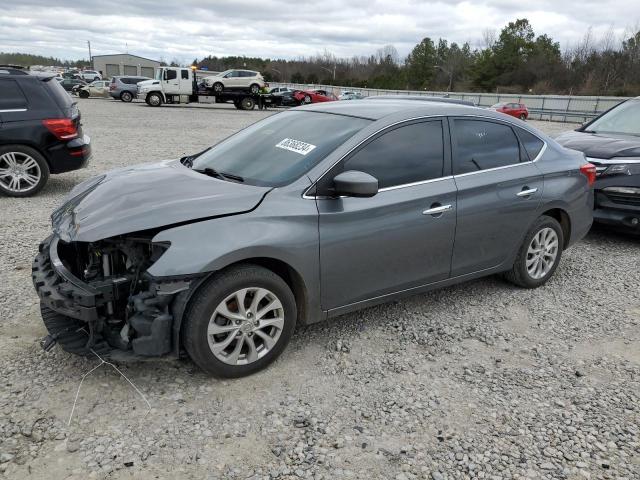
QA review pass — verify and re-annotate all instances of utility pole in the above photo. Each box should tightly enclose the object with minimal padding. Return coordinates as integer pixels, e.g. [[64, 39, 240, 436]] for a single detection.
[[87, 40, 92, 66]]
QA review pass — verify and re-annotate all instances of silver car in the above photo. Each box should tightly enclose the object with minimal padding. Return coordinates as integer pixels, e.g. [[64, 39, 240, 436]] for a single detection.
[[33, 100, 594, 377]]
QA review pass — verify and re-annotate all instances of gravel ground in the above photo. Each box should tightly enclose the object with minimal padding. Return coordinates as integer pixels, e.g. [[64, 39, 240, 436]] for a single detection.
[[0, 99, 638, 480]]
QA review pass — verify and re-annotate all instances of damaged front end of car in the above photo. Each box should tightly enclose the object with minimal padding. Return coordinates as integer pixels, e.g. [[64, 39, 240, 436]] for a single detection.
[[32, 233, 200, 359]]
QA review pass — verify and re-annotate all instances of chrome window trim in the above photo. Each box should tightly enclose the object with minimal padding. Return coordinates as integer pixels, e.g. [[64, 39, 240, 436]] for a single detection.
[[302, 113, 548, 199], [0, 108, 27, 113], [378, 175, 454, 192]]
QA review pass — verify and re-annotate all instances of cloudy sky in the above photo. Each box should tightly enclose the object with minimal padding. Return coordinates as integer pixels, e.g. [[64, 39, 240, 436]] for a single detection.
[[2, 0, 639, 62]]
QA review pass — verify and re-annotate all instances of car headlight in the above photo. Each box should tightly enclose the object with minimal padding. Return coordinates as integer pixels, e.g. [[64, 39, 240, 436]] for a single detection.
[[601, 161, 640, 177]]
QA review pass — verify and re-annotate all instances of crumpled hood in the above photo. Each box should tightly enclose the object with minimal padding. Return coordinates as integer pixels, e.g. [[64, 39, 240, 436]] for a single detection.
[[556, 130, 640, 159], [53, 160, 271, 242]]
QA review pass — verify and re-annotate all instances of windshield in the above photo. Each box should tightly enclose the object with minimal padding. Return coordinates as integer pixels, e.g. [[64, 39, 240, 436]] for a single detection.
[[155, 69, 163, 80], [191, 111, 371, 187], [587, 99, 640, 136]]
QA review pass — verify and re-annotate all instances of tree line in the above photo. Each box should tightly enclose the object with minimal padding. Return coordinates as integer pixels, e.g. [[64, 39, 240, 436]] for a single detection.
[[195, 19, 640, 96], [5, 18, 640, 96]]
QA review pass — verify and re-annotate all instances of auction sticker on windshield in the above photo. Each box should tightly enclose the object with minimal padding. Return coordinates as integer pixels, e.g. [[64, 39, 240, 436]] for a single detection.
[[275, 138, 317, 156]]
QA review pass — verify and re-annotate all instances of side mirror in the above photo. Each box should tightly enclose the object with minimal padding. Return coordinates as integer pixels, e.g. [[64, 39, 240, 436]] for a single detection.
[[332, 170, 378, 198]]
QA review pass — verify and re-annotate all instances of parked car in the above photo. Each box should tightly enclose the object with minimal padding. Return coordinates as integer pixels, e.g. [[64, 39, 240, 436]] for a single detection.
[[0, 67, 91, 197], [77, 80, 110, 98], [109, 76, 151, 102], [203, 69, 266, 94], [339, 91, 364, 100], [77, 70, 102, 81], [556, 96, 640, 233], [268, 87, 298, 106], [490, 102, 529, 120], [269, 87, 292, 94], [293, 89, 338, 105], [58, 77, 87, 92], [33, 100, 593, 377]]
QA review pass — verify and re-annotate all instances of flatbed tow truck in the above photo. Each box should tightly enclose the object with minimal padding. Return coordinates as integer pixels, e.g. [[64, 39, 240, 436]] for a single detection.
[[136, 66, 280, 110]]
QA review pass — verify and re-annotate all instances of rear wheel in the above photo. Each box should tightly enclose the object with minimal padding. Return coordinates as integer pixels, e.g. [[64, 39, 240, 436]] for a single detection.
[[240, 97, 255, 110], [120, 91, 133, 102], [183, 265, 297, 377], [146, 92, 162, 107], [505, 215, 563, 288], [249, 83, 260, 94], [0, 145, 49, 197]]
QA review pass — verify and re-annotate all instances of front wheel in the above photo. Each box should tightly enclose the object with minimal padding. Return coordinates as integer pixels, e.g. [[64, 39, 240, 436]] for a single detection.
[[213, 82, 224, 94], [183, 265, 297, 377], [505, 215, 563, 288], [120, 91, 133, 102], [79, 90, 89, 98], [146, 92, 162, 107], [519, 113, 527, 120]]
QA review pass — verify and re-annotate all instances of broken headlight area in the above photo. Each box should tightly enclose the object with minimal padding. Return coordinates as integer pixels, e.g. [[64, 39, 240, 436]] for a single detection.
[[33, 234, 196, 358]]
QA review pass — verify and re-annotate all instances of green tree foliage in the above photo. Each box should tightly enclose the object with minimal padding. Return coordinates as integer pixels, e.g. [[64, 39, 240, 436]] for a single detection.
[[405, 37, 437, 89]]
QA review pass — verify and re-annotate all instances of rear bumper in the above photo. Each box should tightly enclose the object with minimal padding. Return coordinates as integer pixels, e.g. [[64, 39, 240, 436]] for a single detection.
[[47, 134, 91, 174]]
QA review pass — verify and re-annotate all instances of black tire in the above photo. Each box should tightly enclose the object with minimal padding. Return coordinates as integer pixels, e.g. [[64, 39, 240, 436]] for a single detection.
[[40, 304, 111, 357], [0, 144, 49, 197], [182, 265, 297, 378], [304, 94, 311, 104], [249, 83, 260, 94], [519, 113, 526, 120], [233, 100, 242, 110], [120, 91, 133, 102], [213, 82, 224, 93], [240, 97, 255, 110], [79, 90, 89, 98], [146, 92, 162, 107], [505, 215, 564, 288]]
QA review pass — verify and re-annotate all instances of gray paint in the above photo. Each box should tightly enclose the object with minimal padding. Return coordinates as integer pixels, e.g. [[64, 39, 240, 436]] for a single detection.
[[52, 101, 594, 326], [92, 54, 161, 80]]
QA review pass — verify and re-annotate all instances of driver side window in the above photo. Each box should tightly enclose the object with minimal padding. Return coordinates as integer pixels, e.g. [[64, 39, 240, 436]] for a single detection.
[[337, 120, 445, 190]]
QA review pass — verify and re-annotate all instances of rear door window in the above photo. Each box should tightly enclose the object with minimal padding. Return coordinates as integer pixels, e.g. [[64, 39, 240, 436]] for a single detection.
[[181, 69, 189, 79], [452, 119, 521, 174], [0, 79, 28, 110]]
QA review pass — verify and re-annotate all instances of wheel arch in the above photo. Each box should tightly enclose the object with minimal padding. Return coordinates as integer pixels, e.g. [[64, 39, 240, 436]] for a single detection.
[[171, 257, 310, 357], [540, 207, 571, 249]]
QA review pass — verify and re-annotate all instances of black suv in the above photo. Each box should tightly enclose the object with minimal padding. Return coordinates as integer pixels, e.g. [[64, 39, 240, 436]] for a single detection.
[[0, 66, 91, 197]]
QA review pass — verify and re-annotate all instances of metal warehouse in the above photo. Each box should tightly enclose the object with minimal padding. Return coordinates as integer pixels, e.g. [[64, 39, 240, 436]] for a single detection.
[[92, 53, 160, 79]]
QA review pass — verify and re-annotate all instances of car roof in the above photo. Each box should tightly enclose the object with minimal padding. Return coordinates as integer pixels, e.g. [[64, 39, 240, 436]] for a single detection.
[[299, 98, 485, 120], [366, 95, 475, 106]]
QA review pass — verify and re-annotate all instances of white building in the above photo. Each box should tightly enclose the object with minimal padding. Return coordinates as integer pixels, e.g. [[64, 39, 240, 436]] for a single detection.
[[92, 54, 161, 79]]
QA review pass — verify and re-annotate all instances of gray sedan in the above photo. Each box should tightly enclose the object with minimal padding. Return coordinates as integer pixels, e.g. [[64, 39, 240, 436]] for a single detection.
[[33, 100, 594, 377]]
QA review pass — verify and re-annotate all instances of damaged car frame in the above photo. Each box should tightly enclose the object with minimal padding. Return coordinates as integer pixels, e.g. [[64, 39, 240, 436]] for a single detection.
[[33, 101, 594, 377]]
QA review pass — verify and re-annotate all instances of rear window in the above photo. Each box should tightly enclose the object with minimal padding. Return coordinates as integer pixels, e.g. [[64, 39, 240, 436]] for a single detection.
[[0, 78, 28, 110], [42, 77, 74, 113], [515, 127, 545, 160]]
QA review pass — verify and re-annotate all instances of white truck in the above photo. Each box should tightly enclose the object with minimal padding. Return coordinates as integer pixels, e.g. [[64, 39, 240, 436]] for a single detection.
[[136, 66, 276, 110]]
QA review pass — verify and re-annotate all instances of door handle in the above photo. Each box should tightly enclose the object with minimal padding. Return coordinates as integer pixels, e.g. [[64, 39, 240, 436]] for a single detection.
[[516, 188, 538, 197], [423, 204, 452, 215]]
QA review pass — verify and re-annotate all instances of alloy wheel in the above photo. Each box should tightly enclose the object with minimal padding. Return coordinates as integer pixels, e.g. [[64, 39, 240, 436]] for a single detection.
[[526, 227, 559, 279], [0, 152, 42, 193], [207, 287, 285, 365]]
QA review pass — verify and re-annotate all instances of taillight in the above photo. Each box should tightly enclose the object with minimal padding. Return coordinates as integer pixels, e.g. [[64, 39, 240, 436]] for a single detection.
[[42, 118, 78, 140], [109, 84, 116, 90], [580, 163, 597, 186]]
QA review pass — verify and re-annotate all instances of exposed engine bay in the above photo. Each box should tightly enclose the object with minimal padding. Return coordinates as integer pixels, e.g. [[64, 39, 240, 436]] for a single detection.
[[33, 234, 198, 358]]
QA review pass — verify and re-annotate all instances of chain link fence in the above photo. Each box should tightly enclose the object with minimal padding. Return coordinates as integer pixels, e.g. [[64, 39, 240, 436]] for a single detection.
[[271, 83, 630, 123]]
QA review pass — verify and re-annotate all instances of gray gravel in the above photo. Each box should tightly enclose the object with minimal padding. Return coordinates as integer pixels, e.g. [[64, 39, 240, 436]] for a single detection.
[[0, 99, 638, 479]]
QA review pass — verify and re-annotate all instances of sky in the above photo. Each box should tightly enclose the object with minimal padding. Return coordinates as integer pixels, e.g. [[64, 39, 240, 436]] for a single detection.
[[1, 0, 639, 63]]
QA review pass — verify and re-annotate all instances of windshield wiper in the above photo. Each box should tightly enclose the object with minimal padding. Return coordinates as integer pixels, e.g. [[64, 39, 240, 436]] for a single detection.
[[193, 167, 244, 183]]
